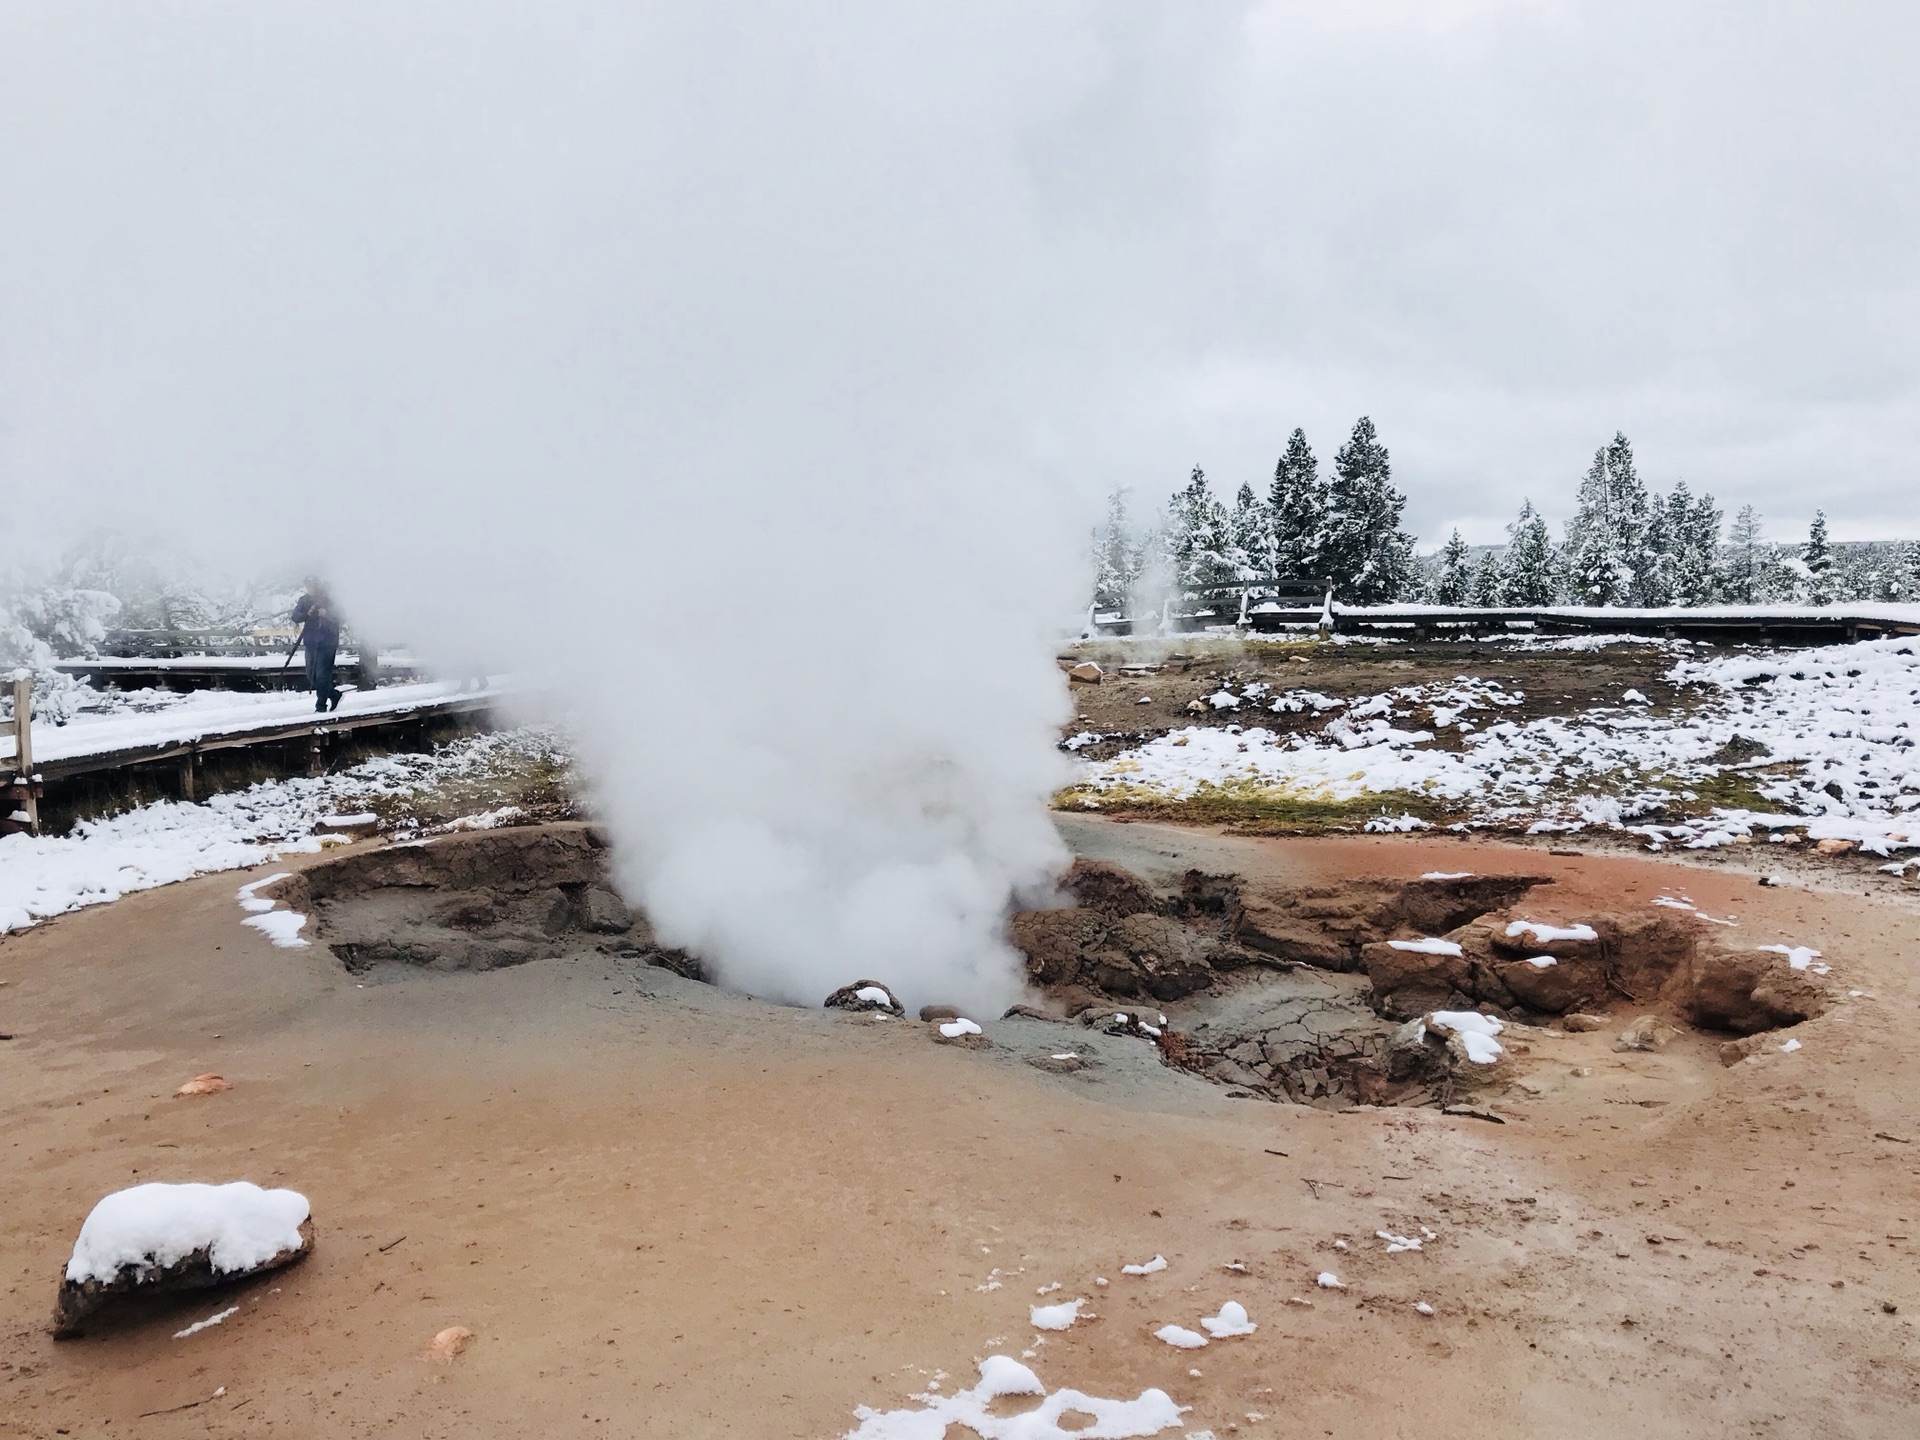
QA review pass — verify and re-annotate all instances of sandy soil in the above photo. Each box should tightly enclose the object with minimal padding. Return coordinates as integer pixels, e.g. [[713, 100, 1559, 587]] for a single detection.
[[3, 823, 1919, 1438]]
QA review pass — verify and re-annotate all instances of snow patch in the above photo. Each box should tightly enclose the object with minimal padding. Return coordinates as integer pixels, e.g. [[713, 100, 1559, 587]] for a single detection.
[[66, 1181, 310, 1283], [174, 1305, 239, 1339], [846, 1356, 1184, 1439], [1387, 937, 1462, 957], [1504, 920, 1597, 944], [1121, 1255, 1167, 1276], [1758, 944, 1822, 971], [242, 909, 309, 948], [1030, 1298, 1083, 1331], [1199, 1301, 1255, 1338], [1428, 1010, 1505, 1064], [1154, 1324, 1207, 1349]]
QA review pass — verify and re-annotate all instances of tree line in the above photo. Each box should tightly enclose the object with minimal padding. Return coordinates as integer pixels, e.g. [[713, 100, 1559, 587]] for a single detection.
[[1093, 424, 1920, 612]]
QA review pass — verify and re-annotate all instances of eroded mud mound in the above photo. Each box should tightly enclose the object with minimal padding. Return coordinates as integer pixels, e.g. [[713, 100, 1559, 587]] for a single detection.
[[267, 824, 701, 978], [1006, 857, 1835, 1107]]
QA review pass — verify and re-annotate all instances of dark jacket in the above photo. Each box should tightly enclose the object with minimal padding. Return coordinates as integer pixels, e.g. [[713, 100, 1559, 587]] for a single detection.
[[291, 592, 340, 651]]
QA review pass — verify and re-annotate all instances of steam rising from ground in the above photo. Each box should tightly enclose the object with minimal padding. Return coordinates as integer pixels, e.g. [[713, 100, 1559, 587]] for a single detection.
[[0, 4, 1126, 1010]]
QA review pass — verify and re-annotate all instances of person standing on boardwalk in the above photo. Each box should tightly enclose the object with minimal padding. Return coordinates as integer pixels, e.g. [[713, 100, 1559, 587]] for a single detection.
[[290, 579, 343, 713]]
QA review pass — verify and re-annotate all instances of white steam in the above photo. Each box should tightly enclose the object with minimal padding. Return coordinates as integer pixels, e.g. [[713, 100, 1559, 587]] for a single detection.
[[0, 3, 1143, 1011]]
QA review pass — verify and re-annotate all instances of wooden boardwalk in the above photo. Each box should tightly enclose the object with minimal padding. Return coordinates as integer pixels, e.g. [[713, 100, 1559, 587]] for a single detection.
[[4, 681, 499, 832]]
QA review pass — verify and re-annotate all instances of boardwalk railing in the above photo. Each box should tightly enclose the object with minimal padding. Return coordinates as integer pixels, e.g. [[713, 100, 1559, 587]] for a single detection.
[[1092, 600, 1920, 644]]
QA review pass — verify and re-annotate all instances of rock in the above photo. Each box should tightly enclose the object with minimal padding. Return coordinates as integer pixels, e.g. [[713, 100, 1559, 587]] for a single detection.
[[1615, 1015, 1678, 1052], [824, 980, 904, 1015], [1000, 1003, 1065, 1023], [314, 812, 380, 838], [174, 1074, 231, 1098], [53, 1212, 312, 1339], [425, 1325, 473, 1362], [1562, 1013, 1610, 1032], [1030, 1052, 1093, 1074], [1384, 1016, 1448, 1083], [578, 887, 633, 934], [932, 1018, 990, 1048], [1067, 662, 1104, 683], [1814, 837, 1857, 856], [920, 1004, 964, 1023]]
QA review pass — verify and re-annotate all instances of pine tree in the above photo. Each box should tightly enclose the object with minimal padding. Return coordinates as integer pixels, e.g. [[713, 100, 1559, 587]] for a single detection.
[[1164, 467, 1237, 596], [1563, 432, 1650, 606], [1500, 500, 1558, 605], [1470, 550, 1503, 607], [1722, 505, 1766, 603], [1319, 417, 1416, 604], [1801, 510, 1833, 605], [1090, 487, 1143, 611], [1900, 541, 1920, 603], [1432, 530, 1472, 605], [1639, 494, 1677, 607], [1669, 485, 1723, 607], [1229, 482, 1275, 581], [1269, 429, 1324, 583]]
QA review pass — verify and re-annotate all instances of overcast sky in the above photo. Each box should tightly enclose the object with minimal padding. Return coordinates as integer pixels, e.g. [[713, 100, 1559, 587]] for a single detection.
[[1, 0, 1914, 557]]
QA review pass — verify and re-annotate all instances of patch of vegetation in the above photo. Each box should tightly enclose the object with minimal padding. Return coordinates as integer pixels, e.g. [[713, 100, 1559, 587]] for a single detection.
[[364, 739, 583, 833], [1054, 778, 1456, 833]]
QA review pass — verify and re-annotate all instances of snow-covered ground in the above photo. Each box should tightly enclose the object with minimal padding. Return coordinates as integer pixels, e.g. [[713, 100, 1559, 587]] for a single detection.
[[1067, 636, 1920, 853], [0, 728, 562, 934], [2, 677, 501, 767]]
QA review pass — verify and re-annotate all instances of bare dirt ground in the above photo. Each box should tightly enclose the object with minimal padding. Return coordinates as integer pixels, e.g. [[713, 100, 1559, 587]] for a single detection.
[[4, 819, 1920, 1438], [1058, 635, 1687, 760]]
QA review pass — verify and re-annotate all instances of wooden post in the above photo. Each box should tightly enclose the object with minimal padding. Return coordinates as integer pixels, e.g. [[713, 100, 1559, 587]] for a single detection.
[[10, 673, 39, 835]]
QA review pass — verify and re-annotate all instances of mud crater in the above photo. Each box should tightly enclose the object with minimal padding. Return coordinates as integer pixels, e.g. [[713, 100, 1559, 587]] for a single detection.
[[264, 824, 703, 981]]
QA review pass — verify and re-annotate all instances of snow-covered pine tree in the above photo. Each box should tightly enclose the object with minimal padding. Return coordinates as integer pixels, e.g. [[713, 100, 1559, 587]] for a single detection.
[[1164, 467, 1237, 596], [1562, 432, 1650, 606], [1802, 510, 1833, 606], [1230, 482, 1275, 580], [1319, 417, 1416, 604], [1269, 428, 1324, 584], [1721, 505, 1767, 603], [1090, 487, 1143, 611], [1432, 530, 1472, 605], [1659, 482, 1723, 607], [1900, 541, 1920, 603], [1500, 500, 1559, 605], [1638, 494, 1677, 607], [1470, 550, 1503, 607]]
